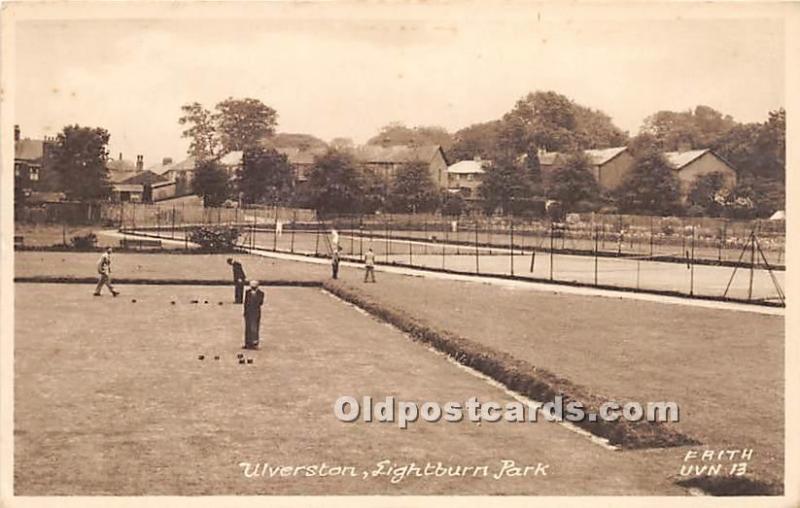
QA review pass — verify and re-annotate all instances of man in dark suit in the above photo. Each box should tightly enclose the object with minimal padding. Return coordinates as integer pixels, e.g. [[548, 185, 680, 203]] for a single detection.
[[227, 258, 247, 304], [243, 280, 264, 349]]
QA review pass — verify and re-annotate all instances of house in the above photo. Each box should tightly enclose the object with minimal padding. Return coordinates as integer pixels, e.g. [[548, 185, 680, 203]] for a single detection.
[[538, 146, 634, 191], [446, 158, 489, 200], [276, 146, 323, 182], [159, 157, 198, 196], [108, 169, 168, 203], [14, 125, 56, 194], [664, 149, 737, 196], [353, 144, 449, 188]]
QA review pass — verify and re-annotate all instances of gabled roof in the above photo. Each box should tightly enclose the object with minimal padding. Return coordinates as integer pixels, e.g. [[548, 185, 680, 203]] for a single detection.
[[15, 139, 44, 161], [118, 170, 168, 185], [584, 146, 628, 166], [276, 146, 323, 165], [159, 157, 197, 174], [448, 160, 488, 174], [354, 144, 443, 164], [663, 149, 710, 170]]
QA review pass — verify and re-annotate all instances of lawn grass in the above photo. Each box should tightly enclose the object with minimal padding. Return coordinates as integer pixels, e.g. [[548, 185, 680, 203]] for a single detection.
[[14, 251, 784, 490], [15, 284, 689, 495]]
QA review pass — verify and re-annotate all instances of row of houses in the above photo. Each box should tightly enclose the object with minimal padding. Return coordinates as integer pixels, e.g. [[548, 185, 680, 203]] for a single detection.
[[446, 146, 738, 201], [14, 123, 736, 207]]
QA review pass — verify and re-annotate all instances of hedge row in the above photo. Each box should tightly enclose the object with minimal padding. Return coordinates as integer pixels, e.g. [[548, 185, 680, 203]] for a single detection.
[[322, 280, 699, 450]]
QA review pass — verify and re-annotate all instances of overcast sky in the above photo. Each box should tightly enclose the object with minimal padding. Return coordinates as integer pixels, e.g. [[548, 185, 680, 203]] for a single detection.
[[14, 4, 785, 168]]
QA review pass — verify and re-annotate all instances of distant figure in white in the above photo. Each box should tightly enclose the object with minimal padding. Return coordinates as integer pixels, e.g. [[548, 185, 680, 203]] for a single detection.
[[330, 229, 340, 253], [94, 247, 120, 297], [275, 219, 283, 237], [363, 247, 376, 283]]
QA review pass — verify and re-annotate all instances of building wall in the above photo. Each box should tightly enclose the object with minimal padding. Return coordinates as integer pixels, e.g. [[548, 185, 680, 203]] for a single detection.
[[428, 149, 449, 189], [597, 151, 635, 190], [152, 182, 177, 202], [677, 152, 737, 195]]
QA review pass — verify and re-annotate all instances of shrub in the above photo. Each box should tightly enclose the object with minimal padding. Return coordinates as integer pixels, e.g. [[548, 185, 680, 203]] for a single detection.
[[188, 226, 240, 252], [69, 232, 97, 250]]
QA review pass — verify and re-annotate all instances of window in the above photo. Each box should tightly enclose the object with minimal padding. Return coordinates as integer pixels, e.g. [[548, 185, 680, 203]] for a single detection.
[[15, 163, 21, 177], [29, 167, 39, 181]]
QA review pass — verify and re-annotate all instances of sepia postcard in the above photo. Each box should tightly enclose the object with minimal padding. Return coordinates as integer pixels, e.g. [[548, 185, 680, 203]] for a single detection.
[[1, 2, 797, 507]]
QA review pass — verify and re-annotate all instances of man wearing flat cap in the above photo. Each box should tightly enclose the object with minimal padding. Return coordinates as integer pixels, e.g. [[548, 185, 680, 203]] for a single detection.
[[243, 280, 264, 349]]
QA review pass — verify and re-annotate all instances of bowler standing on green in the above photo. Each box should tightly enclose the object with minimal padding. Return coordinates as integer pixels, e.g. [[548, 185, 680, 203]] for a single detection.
[[243, 280, 264, 349]]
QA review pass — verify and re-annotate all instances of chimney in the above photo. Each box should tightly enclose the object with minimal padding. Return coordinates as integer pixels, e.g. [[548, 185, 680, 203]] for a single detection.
[[14, 125, 20, 142], [136, 155, 143, 171], [162, 157, 173, 166], [119, 153, 123, 161]]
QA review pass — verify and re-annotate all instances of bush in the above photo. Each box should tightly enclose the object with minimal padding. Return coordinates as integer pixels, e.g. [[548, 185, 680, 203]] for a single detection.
[[69, 232, 97, 250], [188, 227, 240, 252]]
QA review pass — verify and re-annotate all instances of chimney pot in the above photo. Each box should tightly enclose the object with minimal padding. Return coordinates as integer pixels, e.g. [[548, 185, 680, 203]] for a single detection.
[[162, 157, 173, 166], [136, 155, 143, 171], [14, 125, 20, 142], [119, 153, 123, 161]]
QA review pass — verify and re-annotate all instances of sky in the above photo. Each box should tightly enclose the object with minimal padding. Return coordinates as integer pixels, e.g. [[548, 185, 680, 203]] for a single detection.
[[13, 4, 785, 168]]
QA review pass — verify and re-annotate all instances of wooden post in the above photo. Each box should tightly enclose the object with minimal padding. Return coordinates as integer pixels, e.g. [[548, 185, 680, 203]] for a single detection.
[[549, 222, 554, 281], [510, 219, 515, 276], [475, 221, 480, 274], [172, 205, 176, 240], [690, 224, 695, 296], [649, 216, 654, 257], [594, 225, 599, 286], [748, 229, 756, 301], [290, 210, 296, 253]]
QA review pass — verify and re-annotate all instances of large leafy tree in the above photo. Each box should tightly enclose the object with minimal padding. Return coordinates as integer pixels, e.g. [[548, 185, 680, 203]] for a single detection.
[[639, 105, 737, 151], [192, 159, 230, 207], [449, 120, 503, 161], [50, 125, 111, 201], [545, 152, 601, 212], [367, 122, 453, 150], [216, 97, 278, 153], [614, 148, 683, 216], [477, 157, 534, 215], [239, 147, 294, 205], [179, 102, 220, 161], [387, 161, 439, 213], [179, 97, 278, 159], [306, 149, 364, 216]]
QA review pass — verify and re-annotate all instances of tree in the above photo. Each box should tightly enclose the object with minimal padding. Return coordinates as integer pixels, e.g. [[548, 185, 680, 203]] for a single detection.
[[330, 137, 355, 152], [440, 192, 466, 217], [687, 172, 728, 217], [50, 125, 111, 201], [640, 105, 737, 151], [367, 123, 453, 149], [306, 149, 364, 216], [215, 97, 278, 153], [192, 159, 230, 207], [614, 148, 683, 216], [179, 102, 220, 161], [239, 147, 294, 205], [545, 152, 601, 212], [477, 157, 534, 215], [387, 161, 439, 213], [449, 120, 503, 161]]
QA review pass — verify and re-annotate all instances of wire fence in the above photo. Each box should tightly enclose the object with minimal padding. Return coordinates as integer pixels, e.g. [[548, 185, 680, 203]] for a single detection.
[[121, 206, 785, 306]]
